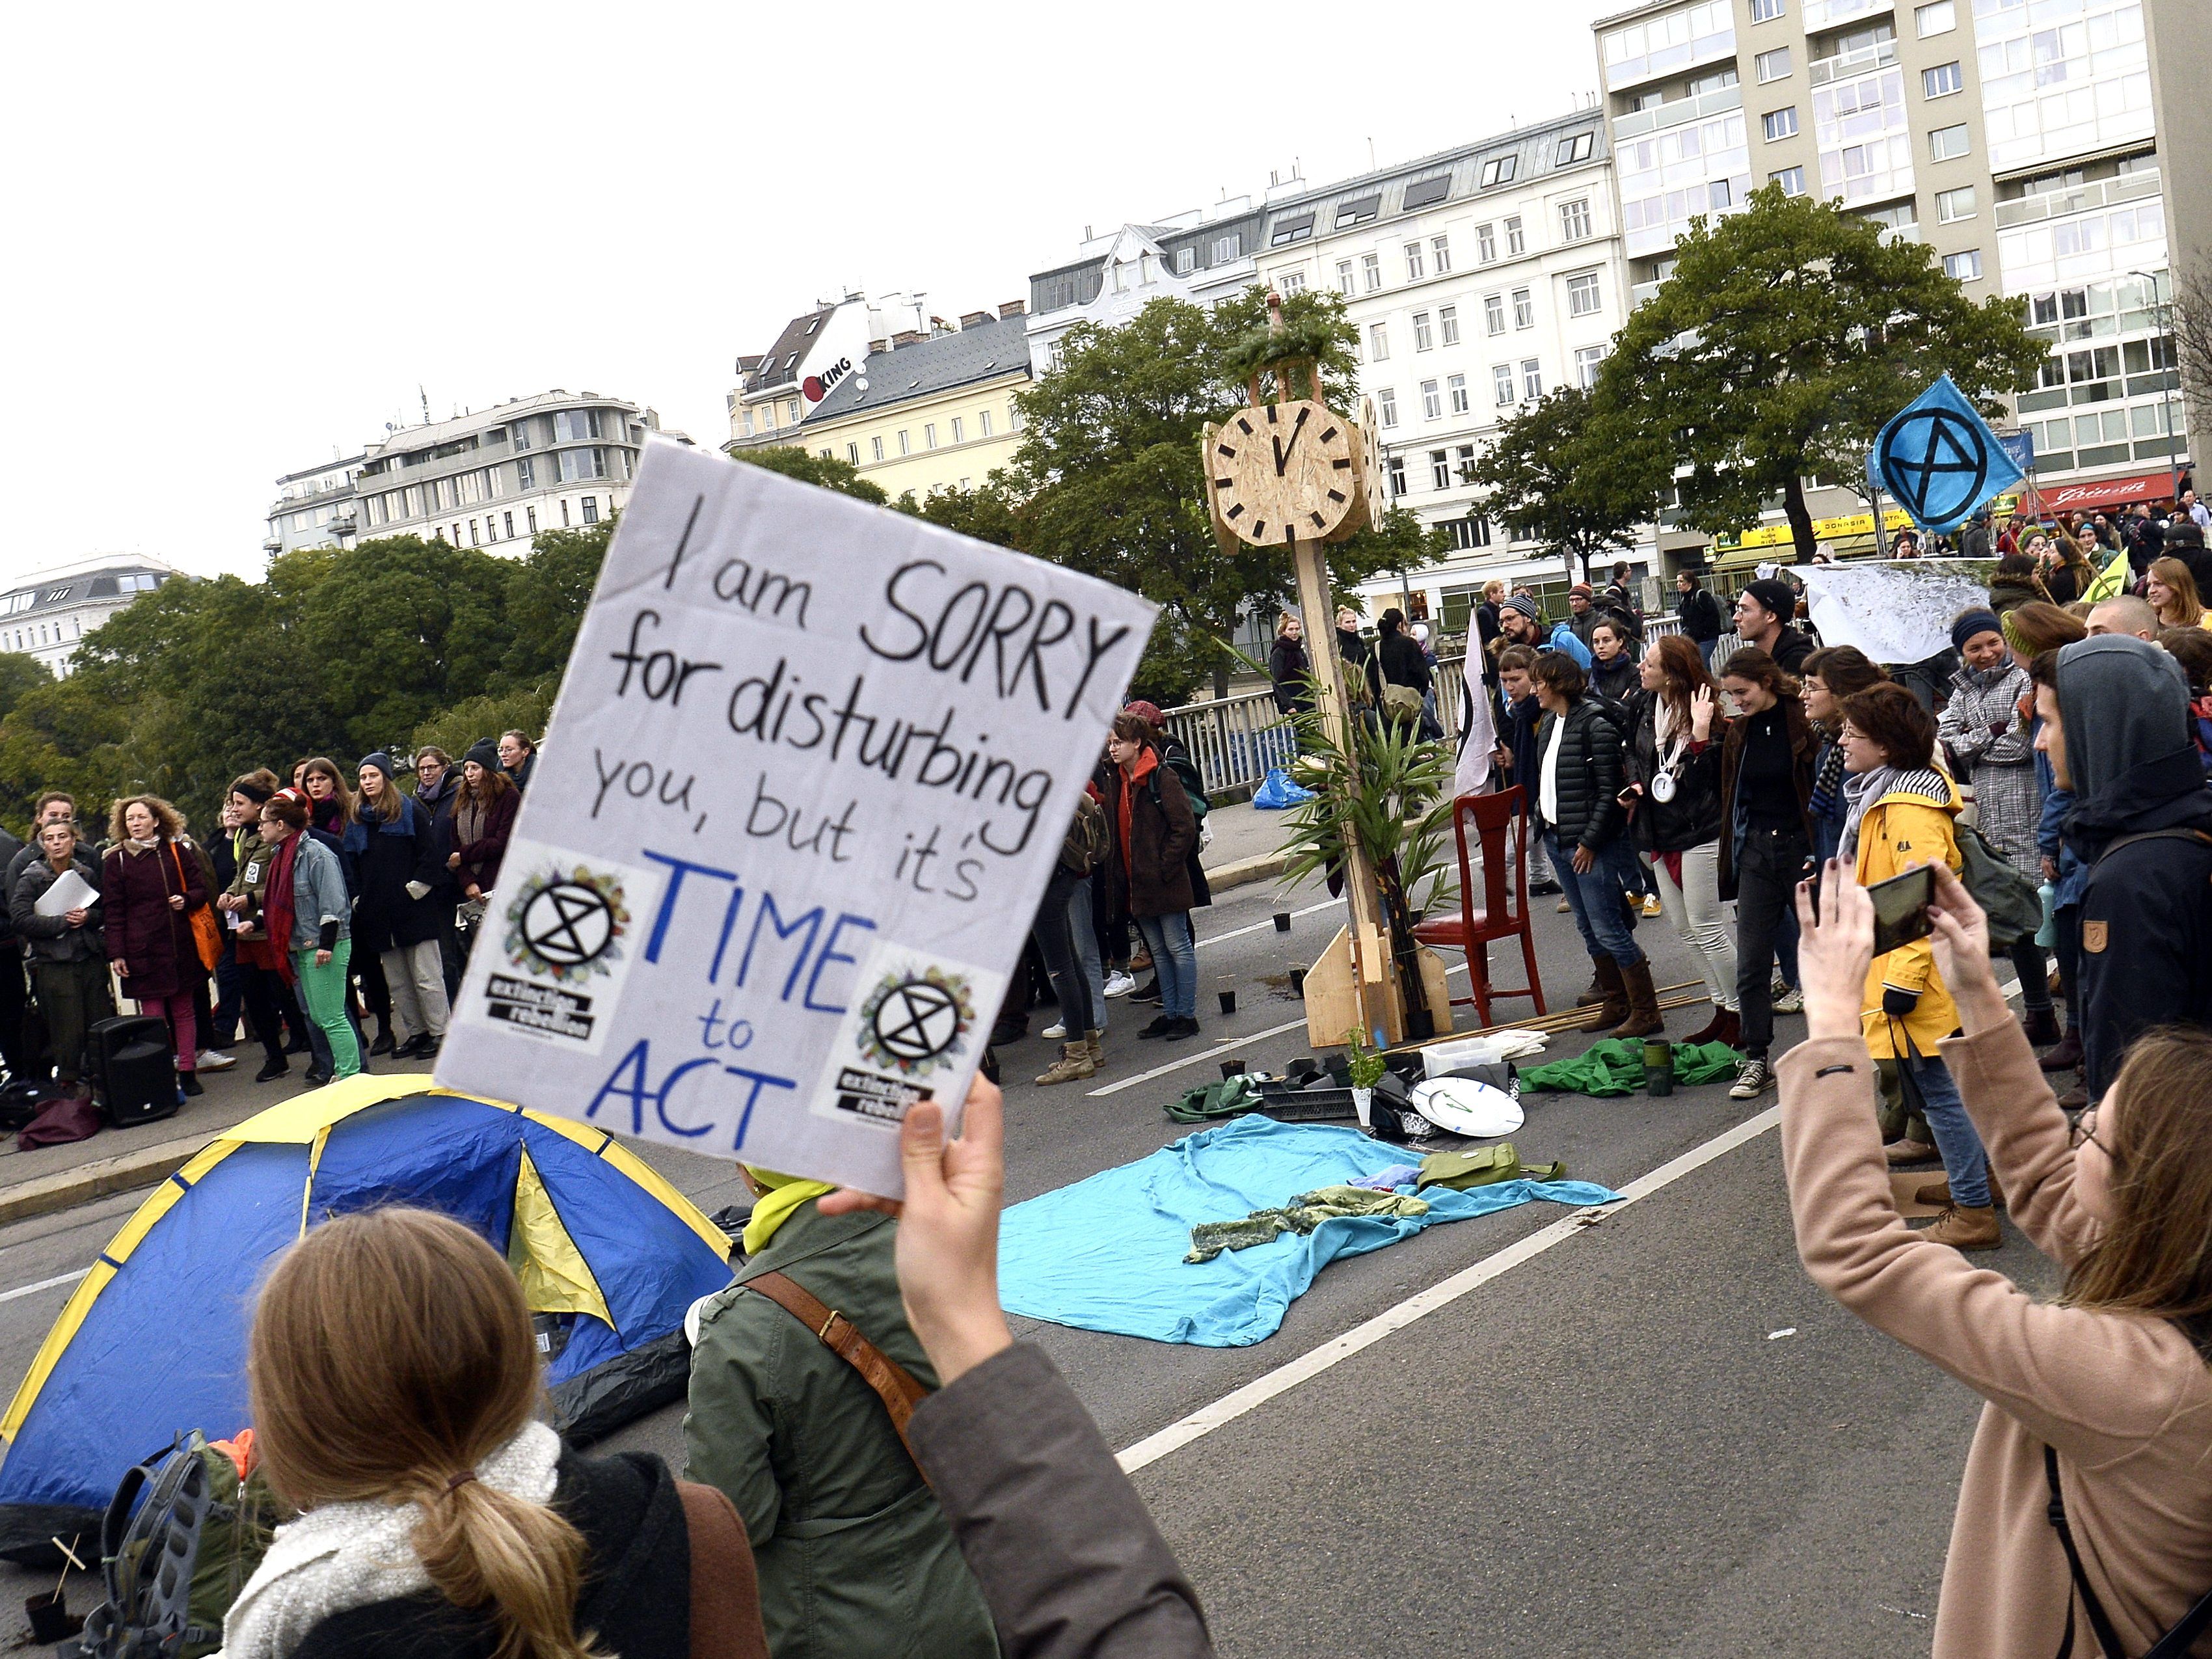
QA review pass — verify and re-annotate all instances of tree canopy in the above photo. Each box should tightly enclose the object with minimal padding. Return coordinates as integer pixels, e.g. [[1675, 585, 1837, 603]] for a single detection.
[[1598, 184, 2047, 562], [1468, 384, 1666, 583], [729, 443, 889, 504]]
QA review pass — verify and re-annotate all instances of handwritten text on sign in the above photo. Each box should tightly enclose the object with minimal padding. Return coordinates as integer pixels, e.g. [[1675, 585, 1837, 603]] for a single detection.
[[437, 440, 1157, 1195]]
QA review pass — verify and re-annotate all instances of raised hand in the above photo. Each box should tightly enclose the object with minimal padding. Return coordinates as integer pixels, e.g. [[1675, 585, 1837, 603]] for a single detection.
[[1794, 859, 1874, 1042]]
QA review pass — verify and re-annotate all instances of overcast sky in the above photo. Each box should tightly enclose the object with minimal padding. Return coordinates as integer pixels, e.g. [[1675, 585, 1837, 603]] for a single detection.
[[2, 1, 1613, 584]]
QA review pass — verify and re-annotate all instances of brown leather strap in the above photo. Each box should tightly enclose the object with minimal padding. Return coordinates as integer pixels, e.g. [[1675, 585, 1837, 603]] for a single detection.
[[743, 1270, 929, 1464], [675, 1481, 770, 1659]]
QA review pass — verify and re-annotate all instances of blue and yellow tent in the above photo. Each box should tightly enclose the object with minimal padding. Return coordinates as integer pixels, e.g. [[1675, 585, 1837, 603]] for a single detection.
[[0, 1076, 735, 1556]]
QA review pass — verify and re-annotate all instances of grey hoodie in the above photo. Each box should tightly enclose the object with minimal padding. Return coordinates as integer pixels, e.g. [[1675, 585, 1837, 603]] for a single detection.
[[2055, 635, 2204, 856]]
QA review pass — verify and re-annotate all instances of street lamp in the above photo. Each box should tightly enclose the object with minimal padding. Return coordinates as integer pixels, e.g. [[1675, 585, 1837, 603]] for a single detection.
[[2127, 268, 2182, 503]]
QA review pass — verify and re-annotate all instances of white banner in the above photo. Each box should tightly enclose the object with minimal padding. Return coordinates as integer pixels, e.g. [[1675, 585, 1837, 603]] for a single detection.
[[1789, 559, 1995, 666], [437, 440, 1157, 1195]]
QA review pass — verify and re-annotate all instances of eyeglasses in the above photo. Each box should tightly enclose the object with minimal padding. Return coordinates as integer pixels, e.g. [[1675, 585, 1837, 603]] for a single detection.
[[2068, 1105, 2112, 1157]]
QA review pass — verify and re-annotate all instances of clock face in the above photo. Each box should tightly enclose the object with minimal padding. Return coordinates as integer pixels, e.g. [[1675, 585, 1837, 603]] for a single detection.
[[1207, 399, 1360, 548]]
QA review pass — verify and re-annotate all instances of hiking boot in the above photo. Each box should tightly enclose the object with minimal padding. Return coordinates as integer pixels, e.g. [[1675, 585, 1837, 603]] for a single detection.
[[1917, 1204, 2001, 1251], [1085, 1030, 1104, 1068], [1577, 973, 1608, 1008], [254, 1058, 289, 1083], [1583, 956, 1629, 1032], [1885, 1137, 1941, 1166], [1036, 1042, 1098, 1085], [2038, 1030, 2083, 1072], [1613, 958, 1666, 1039], [1916, 1174, 2006, 1209], [2023, 1008, 2062, 1046], [1103, 971, 1137, 999], [1138, 1014, 1173, 1039], [1729, 1057, 1774, 1099]]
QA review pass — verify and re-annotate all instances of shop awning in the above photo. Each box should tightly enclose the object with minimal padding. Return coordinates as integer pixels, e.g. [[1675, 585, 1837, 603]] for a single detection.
[[2029, 472, 2173, 515]]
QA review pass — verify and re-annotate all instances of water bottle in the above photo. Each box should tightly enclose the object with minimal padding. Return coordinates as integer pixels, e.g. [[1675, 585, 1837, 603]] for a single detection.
[[2035, 881, 2057, 949]]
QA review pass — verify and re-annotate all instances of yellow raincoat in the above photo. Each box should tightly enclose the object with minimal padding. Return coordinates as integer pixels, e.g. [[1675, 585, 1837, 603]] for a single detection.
[[1852, 768, 1964, 1060]]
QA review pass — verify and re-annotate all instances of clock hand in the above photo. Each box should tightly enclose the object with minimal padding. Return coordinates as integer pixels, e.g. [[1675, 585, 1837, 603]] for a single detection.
[[1273, 407, 1311, 476], [1270, 431, 1286, 474]]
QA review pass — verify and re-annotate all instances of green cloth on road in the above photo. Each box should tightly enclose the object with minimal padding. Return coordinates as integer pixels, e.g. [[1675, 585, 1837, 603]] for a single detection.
[[1167, 1074, 1268, 1122], [1416, 1143, 1567, 1190], [1520, 1039, 1744, 1098], [1185, 1184, 1429, 1263]]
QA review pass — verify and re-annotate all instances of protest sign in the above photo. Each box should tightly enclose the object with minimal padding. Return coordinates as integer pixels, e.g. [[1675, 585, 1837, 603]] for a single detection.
[[435, 440, 1157, 1195], [1790, 558, 1995, 665], [1867, 374, 2027, 534]]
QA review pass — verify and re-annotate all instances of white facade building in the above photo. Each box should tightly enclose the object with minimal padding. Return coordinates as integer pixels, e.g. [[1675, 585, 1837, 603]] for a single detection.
[[0, 556, 182, 678], [268, 456, 366, 555], [1024, 195, 1269, 377], [727, 292, 937, 451]]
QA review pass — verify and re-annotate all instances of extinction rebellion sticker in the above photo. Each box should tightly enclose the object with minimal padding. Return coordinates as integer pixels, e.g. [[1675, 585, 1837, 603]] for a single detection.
[[462, 843, 652, 1055], [814, 941, 1000, 1131]]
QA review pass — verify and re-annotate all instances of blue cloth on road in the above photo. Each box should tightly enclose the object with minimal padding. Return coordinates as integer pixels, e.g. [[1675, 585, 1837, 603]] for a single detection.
[[1348, 1163, 1423, 1191], [997, 1116, 1619, 1347]]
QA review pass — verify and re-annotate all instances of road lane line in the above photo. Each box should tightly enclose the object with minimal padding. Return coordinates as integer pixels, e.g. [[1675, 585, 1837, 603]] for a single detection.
[[1114, 1103, 1782, 1472], [1195, 900, 1337, 951], [1085, 1018, 1313, 1097], [0, 1269, 84, 1305]]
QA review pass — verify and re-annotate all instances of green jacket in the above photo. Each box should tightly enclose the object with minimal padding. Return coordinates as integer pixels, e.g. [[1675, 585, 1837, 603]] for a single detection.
[[682, 1202, 997, 1659]]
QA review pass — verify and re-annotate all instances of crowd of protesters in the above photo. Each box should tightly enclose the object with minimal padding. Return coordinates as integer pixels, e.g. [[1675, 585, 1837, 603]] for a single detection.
[[0, 732, 538, 1106]]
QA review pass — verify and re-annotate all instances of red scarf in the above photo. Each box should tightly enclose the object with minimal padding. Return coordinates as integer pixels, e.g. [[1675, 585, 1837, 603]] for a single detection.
[[263, 831, 304, 986], [1116, 748, 1159, 882]]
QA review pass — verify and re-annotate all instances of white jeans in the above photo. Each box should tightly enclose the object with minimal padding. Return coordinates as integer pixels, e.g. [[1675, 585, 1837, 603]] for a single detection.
[[1648, 843, 1738, 1012], [1506, 814, 1554, 885], [381, 938, 451, 1040]]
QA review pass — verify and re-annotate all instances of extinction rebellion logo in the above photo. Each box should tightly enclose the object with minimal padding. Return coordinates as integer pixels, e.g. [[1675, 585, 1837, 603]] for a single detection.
[[854, 966, 975, 1078], [483, 863, 633, 1045]]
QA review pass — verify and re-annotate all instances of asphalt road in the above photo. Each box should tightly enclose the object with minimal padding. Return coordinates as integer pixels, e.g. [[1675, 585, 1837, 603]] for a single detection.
[[0, 868, 2038, 1654]]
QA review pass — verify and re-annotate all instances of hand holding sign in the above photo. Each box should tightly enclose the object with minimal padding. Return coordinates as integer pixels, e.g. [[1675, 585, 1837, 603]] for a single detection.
[[436, 440, 1156, 1196]]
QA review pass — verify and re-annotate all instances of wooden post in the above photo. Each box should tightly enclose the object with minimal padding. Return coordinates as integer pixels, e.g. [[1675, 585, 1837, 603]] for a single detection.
[[1290, 535, 1390, 1047]]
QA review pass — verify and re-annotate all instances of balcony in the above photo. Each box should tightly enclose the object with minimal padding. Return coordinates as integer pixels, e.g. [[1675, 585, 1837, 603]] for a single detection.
[[1802, 0, 1893, 30], [1993, 167, 2161, 230], [1809, 36, 1897, 85], [1612, 81, 1744, 140]]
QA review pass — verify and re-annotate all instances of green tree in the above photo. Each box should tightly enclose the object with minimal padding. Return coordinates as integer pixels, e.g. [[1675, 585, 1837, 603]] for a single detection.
[[1600, 183, 2047, 562], [1469, 384, 1666, 584], [893, 478, 1027, 547], [0, 654, 52, 724], [730, 444, 889, 504], [500, 519, 615, 688]]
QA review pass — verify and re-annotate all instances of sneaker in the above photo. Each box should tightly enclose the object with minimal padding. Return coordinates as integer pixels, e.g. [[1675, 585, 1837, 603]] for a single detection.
[[1041, 1021, 1068, 1040], [1642, 894, 1666, 917], [1103, 971, 1137, 999], [1729, 1057, 1774, 1099], [1137, 1014, 1174, 1039], [1530, 878, 1563, 896], [1772, 982, 1803, 1014], [196, 1049, 237, 1072], [1163, 1016, 1200, 1042], [370, 1031, 397, 1057], [1134, 978, 1164, 1005], [254, 1059, 290, 1083], [1556, 897, 1572, 913]]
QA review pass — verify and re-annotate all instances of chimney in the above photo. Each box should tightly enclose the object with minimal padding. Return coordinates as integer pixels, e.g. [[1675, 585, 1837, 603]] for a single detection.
[[960, 310, 993, 329], [892, 330, 925, 347], [997, 299, 1027, 318], [869, 338, 893, 356]]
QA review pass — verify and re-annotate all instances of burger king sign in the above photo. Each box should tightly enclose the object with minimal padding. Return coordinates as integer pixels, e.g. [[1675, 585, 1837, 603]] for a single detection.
[[800, 353, 857, 412]]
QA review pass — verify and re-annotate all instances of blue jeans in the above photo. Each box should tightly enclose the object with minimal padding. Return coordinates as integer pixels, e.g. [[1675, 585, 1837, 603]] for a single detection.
[[1546, 832, 1645, 967], [1135, 911, 1198, 1020], [1905, 1051, 1991, 1209]]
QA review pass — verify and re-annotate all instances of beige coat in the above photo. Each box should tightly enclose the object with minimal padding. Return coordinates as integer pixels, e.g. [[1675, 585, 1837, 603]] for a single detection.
[[1779, 1021, 2212, 1657]]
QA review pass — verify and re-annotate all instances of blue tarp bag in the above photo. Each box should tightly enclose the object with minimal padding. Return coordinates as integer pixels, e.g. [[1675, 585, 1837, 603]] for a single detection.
[[1252, 767, 1314, 810]]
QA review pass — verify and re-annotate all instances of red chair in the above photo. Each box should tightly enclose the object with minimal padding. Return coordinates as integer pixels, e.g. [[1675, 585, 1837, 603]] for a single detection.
[[1412, 787, 1546, 1027]]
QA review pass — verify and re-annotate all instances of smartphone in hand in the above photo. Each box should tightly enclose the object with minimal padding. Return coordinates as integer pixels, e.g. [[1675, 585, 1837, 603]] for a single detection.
[[1867, 865, 1937, 956]]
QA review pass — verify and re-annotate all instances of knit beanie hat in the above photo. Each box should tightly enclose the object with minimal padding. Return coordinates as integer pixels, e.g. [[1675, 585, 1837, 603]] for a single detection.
[[1503, 593, 1541, 623], [1743, 578, 1797, 623], [1950, 609, 2004, 651], [359, 751, 396, 778], [464, 738, 500, 772]]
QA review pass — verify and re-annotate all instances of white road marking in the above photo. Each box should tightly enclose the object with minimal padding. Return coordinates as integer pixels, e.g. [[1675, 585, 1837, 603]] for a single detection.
[[1195, 900, 1338, 951], [0, 1269, 84, 1305], [1115, 1104, 1782, 1472]]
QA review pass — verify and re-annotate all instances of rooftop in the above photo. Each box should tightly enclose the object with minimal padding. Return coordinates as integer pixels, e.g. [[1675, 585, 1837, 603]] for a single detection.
[[0, 556, 181, 620], [804, 312, 1033, 424], [360, 390, 644, 464]]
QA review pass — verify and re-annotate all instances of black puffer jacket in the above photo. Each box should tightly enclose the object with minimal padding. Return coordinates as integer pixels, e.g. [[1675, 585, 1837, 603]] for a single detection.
[[1623, 690, 1723, 854], [1532, 696, 1628, 852]]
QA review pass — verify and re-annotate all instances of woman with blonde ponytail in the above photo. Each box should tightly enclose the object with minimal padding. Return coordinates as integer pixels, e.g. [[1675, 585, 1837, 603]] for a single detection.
[[221, 1208, 766, 1659]]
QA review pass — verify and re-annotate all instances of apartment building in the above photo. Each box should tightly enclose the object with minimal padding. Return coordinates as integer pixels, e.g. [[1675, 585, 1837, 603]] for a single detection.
[[727, 292, 936, 451], [1025, 196, 1267, 377], [268, 455, 367, 556], [1595, 0, 2202, 558], [0, 556, 180, 678]]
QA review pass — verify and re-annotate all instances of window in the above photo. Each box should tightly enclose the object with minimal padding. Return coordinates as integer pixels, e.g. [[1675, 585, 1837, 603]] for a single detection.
[[951, 416, 965, 443], [1405, 241, 1426, 282], [1749, 0, 1784, 18], [1439, 304, 1460, 345], [1433, 373, 1461, 416], [553, 410, 601, 442], [1213, 233, 1240, 262], [1772, 165, 1807, 196], [1279, 269, 1306, 295], [1493, 364, 1516, 403], [1270, 213, 1315, 245], [1336, 259, 1355, 295], [516, 457, 535, 489], [1522, 360, 1544, 399], [1386, 455, 1407, 497], [1335, 194, 1382, 228], [871, 435, 885, 461], [1755, 46, 1790, 81], [1379, 388, 1399, 427], [511, 420, 533, 450], [1430, 449, 1453, 490], [504, 511, 515, 537], [1447, 517, 1494, 551], [1368, 321, 1390, 360], [582, 496, 599, 525], [556, 448, 606, 483], [785, 398, 801, 424], [1936, 185, 1976, 223], [1576, 345, 1606, 388], [1431, 235, 1451, 273], [1930, 123, 1969, 160], [560, 500, 570, 528], [1480, 154, 1517, 187], [1556, 132, 1595, 165], [978, 409, 993, 437], [1485, 293, 1506, 334], [924, 423, 938, 450], [1943, 249, 1983, 281], [1174, 247, 1194, 274], [847, 440, 861, 463], [468, 519, 479, 546], [1762, 106, 1799, 140], [1567, 273, 1602, 317], [818, 448, 833, 461], [1512, 288, 1534, 329], [1922, 61, 1962, 98], [1915, 0, 1954, 33], [1414, 312, 1434, 351], [1559, 199, 1591, 242], [1477, 223, 1496, 263], [1361, 252, 1382, 291], [1008, 403, 1023, 431], [897, 429, 910, 455], [1504, 216, 1524, 256], [526, 507, 537, 533], [1422, 380, 1443, 420]]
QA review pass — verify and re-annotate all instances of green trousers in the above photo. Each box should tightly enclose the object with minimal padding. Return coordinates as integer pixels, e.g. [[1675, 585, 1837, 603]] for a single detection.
[[293, 938, 360, 1079]]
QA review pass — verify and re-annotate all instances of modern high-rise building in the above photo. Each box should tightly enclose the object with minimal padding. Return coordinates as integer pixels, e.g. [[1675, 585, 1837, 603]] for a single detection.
[[1593, 0, 2200, 559]]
